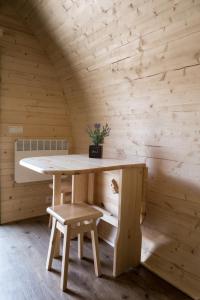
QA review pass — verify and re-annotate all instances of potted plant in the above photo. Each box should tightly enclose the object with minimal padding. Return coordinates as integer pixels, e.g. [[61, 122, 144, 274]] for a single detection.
[[87, 123, 111, 158]]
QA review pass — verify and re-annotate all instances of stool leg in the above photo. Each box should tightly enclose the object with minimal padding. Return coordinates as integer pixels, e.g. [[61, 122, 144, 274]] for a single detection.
[[53, 231, 61, 258], [91, 220, 101, 277], [46, 217, 57, 270], [48, 215, 52, 228], [61, 224, 71, 291], [78, 222, 83, 259]]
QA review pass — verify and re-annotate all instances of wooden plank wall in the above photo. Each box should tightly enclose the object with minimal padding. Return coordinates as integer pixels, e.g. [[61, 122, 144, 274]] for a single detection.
[[0, 2, 72, 223], [8, 0, 200, 298]]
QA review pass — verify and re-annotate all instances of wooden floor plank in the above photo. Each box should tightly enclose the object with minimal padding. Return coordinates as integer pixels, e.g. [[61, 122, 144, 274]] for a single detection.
[[0, 216, 191, 300]]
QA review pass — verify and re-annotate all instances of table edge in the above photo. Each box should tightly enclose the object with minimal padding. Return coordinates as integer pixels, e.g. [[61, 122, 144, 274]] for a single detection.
[[20, 160, 146, 175]]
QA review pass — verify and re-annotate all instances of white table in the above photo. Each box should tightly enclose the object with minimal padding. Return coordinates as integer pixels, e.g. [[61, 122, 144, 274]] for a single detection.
[[20, 154, 146, 276]]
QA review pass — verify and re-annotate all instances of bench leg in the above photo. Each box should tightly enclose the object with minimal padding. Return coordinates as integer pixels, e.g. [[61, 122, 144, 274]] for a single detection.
[[46, 218, 57, 270], [61, 224, 71, 291], [91, 220, 101, 277]]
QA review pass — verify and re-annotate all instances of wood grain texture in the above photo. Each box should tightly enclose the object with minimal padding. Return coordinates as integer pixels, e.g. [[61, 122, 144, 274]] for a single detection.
[[0, 2, 72, 224], [5, 0, 200, 298]]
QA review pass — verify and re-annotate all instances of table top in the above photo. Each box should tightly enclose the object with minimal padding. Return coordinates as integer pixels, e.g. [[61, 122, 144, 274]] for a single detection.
[[20, 154, 145, 175]]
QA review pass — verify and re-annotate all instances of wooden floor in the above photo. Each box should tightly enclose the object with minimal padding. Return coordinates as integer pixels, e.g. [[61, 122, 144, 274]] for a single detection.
[[0, 217, 191, 300]]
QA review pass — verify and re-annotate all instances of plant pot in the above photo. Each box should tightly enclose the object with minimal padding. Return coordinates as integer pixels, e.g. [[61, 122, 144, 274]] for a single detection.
[[89, 145, 103, 158]]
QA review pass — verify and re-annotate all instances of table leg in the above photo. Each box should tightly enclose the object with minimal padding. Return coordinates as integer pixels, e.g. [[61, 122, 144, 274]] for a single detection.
[[113, 167, 144, 277], [52, 174, 62, 258], [71, 174, 88, 203], [88, 173, 95, 204], [71, 173, 94, 253]]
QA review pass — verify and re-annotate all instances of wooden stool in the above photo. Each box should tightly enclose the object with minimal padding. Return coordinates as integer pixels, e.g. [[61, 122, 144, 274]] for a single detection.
[[46, 203, 103, 291]]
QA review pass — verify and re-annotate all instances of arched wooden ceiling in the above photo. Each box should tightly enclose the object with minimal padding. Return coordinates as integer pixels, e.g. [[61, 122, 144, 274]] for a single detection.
[[6, 1, 200, 299]]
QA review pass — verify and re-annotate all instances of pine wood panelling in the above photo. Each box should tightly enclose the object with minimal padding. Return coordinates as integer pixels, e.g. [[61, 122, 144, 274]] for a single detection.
[[7, 0, 200, 298], [0, 2, 72, 224]]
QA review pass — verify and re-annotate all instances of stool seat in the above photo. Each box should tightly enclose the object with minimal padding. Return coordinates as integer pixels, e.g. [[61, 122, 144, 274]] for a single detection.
[[47, 203, 102, 225], [46, 203, 103, 291]]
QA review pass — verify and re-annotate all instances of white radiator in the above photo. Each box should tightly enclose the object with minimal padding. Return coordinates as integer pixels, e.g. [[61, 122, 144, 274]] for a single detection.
[[15, 139, 68, 183]]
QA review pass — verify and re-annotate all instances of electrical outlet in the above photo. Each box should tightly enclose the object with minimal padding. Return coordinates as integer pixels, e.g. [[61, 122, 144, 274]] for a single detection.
[[8, 126, 23, 134]]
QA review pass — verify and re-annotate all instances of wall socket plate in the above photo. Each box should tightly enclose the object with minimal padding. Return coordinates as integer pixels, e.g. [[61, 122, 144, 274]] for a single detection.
[[8, 126, 23, 134]]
